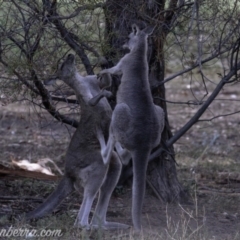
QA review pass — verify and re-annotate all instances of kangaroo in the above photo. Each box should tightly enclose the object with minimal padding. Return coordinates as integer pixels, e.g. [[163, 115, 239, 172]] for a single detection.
[[24, 54, 129, 230], [95, 24, 165, 231]]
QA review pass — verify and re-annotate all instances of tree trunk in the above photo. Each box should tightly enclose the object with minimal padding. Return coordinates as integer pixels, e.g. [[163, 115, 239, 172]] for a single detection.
[[148, 41, 184, 203], [104, 0, 185, 203]]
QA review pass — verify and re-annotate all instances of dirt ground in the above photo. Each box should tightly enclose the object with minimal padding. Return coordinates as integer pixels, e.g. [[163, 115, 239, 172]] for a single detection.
[[0, 80, 240, 239]]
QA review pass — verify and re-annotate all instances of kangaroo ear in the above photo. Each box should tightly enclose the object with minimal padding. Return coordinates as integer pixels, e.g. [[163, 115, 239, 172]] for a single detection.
[[66, 54, 75, 63], [132, 24, 140, 35], [142, 25, 155, 35]]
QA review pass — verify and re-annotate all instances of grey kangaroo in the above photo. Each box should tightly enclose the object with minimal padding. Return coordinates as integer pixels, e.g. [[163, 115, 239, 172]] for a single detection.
[[95, 24, 165, 231], [24, 54, 129, 230]]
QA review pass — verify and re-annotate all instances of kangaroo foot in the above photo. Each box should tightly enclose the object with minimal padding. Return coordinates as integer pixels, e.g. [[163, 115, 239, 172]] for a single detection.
[[91, 221, 130, 230], [74, 222, 91, 230]]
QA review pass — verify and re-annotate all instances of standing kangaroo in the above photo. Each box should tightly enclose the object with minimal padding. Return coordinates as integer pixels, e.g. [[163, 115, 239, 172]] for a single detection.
[[24, 54, 129, 230], [95, 24, 165, 231]]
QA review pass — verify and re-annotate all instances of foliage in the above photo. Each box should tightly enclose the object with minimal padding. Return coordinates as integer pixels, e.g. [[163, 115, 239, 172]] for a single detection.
[[0, 0, 105, 122], [0, 0, 239, 124]]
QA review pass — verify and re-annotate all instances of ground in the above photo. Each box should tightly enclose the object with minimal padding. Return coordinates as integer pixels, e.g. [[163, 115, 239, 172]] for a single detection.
[[0, 79, 240, 239]]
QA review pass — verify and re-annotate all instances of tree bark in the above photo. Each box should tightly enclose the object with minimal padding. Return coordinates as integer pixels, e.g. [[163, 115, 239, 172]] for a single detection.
[[104, 0, 185, 202], [149, 41, 184, 203]]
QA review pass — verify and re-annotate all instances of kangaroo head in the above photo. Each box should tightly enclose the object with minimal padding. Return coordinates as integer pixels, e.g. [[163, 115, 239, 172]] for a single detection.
[[57, 54, 76, 80], [123, 24, 155, 51], [44, 54, 76, 86]]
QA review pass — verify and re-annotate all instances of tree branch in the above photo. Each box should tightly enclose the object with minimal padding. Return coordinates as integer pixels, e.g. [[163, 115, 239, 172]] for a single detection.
[[199, 110, 240, 122], [45, 0, 96, 75], [1, 46, 79, 128], [163, 0, 192, 34], [164, 0, 178, 24], [149, 61, 240, 161], [47, 3, 104, 20], [153, 47, 234, 89], [22, 7, 79, 128], [0, 58, 39, 95], [0, 2, 79, 128], [51, 96, 78, 104], [30, 68, 79, 128]]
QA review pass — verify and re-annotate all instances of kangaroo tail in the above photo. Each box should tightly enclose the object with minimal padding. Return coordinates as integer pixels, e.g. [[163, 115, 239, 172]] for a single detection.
[[131, 149, 150, 231], [24, 177, 74, 220]]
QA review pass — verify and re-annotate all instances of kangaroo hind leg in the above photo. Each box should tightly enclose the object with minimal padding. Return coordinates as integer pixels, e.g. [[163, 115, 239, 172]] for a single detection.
[[91, 151, 130, 230], [74, 190, 95, 230], [131, 149, 151, 232], [74, 162, 106, 229]]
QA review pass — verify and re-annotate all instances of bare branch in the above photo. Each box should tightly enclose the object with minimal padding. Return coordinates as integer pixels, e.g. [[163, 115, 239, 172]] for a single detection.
[[1, 45, 79, 128], [22, 10, 79, 128], [44, 0, 97, 74], [164, 0, 178, 25], [199, 110, 240, 122], [0, 27, 28, 56], [230, 37, 240, 71], [47, 3, 104, 20], [0, 1, 79, 128], [51, 96, 78, 105], [0, 58, 39, 95], [154, 97, 203, 106], [150, 61, 240, 161], [0, 56, 79, 107], [153, 47, 235, 88], [163, 0, 193, 34]]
